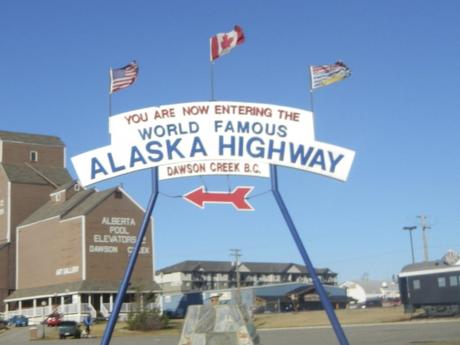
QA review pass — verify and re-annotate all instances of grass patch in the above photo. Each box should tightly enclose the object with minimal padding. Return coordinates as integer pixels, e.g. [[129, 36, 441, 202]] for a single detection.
[[30, 319, 184, 340], [31, 306, 460, 340], [253, 306, 415, 329], [89, 319, 183, 337], [105, 306, 416, 335]]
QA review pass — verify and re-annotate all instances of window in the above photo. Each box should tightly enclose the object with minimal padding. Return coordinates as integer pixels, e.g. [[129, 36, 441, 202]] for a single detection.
[[438, 277, 446, 288], [413, 279, 421, 290], [115, 191, 123, 199], [449, 276, 458, 287], [30, 151, 38, 162]]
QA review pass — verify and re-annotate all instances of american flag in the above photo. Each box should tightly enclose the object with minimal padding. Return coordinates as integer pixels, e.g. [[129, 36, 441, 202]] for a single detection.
[[110, 61, 139, 93]]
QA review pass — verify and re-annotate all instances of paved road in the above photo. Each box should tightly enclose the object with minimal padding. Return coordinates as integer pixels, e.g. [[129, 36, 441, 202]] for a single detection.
[[262, 319, 460, 345], [1, 319, 460, 345]]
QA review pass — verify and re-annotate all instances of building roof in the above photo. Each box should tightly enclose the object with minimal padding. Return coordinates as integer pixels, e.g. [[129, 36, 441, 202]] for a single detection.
[[400, 260, 459, 273], [242, 262, 299, 274], [19, 188, 94, 225], [158, 260, 234, 274], [340, 280, 398, 295], [156, 260, 336, 276], [253, 282, 347, 300], [53, 180, 78, 192], [400, 251, 460, 277], [399, 259, 460, 278], [19, 187, 118, 226], [1, 164, 72, 186], [64, 188, 117, 219], [5, 280, 160, 301], [0, 130, 64, 146], [288, 284, 348, 297], [254, 282, 308, 297]]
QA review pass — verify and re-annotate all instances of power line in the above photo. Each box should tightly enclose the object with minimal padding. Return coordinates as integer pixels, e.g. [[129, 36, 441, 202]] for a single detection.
[[229, 248, 242, 289], [417, 214, 432, 262]]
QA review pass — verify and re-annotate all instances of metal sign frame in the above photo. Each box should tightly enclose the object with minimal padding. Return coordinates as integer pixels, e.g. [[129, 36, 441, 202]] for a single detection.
[[99, 165, 350, 345], [71, 101, 354, 345]]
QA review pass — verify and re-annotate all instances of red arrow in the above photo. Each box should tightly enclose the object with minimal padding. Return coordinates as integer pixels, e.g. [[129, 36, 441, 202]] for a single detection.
[[183, 186, 254, 211]]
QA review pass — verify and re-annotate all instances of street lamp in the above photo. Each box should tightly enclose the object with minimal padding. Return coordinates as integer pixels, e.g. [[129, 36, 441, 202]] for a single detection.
[[403, 226, 417, 263]]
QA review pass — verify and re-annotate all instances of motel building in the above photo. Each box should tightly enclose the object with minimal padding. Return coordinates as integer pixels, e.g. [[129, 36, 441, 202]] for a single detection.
[[0, 130, 158, 323]]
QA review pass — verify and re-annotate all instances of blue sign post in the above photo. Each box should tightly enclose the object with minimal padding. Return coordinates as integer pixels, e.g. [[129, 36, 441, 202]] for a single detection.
[[270, 165, 350, 345], [100, 168, 159, 345], [71, 101, 355, 345]]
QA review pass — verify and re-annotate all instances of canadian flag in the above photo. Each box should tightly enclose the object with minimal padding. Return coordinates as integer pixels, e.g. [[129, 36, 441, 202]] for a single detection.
[[210, 25, 245, 61]]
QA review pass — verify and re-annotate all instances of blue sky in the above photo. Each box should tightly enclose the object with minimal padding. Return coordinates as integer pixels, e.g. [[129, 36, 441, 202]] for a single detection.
[[1, 1, 459, 282]]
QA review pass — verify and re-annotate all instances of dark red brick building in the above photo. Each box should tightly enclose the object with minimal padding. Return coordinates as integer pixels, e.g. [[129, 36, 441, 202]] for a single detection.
[[0, 130, 157, 322]]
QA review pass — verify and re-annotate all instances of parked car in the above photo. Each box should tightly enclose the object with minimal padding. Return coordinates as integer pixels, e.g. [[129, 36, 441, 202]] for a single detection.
[[58, 321, 81, 339], [0, 319, 8, 330], [42, 312, 62, 327], [8, 315, 28, 327]]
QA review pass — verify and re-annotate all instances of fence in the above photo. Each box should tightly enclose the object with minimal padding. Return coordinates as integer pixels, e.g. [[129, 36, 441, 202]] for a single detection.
[[4, 301, 153, 322]]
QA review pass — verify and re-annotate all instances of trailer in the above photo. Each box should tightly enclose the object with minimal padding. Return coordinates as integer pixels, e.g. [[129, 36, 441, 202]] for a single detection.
[[398, 250, 460, 316]]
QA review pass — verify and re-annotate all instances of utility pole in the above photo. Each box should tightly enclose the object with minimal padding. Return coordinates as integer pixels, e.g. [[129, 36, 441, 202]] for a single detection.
[[417, 215, 431, 262], [230, 249, 241, 288], [403, 226, 417, 263]]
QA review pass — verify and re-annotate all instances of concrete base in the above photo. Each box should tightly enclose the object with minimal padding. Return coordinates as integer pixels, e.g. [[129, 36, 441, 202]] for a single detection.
[[178, 304, 260, 345]]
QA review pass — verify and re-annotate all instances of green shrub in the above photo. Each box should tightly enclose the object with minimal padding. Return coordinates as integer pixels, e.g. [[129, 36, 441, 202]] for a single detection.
[[127, 308, 169, 331]]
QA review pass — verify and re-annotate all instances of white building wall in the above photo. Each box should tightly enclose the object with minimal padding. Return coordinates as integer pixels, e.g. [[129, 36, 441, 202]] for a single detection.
[[341, 281, 367, 304], [155, 272, 184, 287]]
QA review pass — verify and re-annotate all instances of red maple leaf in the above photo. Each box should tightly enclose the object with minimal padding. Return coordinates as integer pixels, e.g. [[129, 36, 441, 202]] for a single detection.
[[220, 34, 234, 50]]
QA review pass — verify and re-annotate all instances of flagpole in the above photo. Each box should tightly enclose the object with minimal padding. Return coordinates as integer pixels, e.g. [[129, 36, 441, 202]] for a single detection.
[[210, 61, 215, 101], [109, 93, 112, 117], [309, 89, 315, 114], [310, 89, 317, 133], [109, 67, 113, 117], [309, 66, 316, 132], [308, 66, 315, 113]]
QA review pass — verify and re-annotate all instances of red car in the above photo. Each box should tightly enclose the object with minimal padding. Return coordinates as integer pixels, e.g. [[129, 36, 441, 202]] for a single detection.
[[43, 313, 62, 327]]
